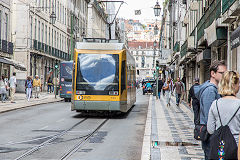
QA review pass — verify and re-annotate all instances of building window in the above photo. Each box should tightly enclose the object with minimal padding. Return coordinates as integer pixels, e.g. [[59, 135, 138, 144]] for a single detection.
[[5, 13, 8, 40], [34, 19, 37, 40], [136, 57, 138, 61], [30, 16, 32, 46], [38, 21, 40, 41], [57, 1, 59, 20], [49, 27, 50, 46], [45, 25, 47, 44], [136, 64, 138, 67], [42, 23, 44, 43]]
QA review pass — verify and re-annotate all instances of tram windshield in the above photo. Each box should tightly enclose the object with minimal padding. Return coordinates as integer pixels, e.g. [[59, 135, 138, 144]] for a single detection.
[[76, 53, 119, 95]]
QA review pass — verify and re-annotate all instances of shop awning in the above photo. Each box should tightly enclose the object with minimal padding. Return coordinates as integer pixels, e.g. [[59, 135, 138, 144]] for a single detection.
[[0, 58, 27, 71]]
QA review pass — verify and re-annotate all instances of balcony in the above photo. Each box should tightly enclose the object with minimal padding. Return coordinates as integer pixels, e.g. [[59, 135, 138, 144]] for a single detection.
[[33, 40, 37, 50], [173, 42, 180, 53], [8, 42, 13, 54], [180, 40, 187, 58], [197, 0, 221, 43], [52, 48, 55, 56], [222, 0, 237, 14], [2, 40, 8, 53], [38, 42, 42, 51], [45, 44, 48, 53], [49, 46, 52, 55], [41, 43, 45, 52]]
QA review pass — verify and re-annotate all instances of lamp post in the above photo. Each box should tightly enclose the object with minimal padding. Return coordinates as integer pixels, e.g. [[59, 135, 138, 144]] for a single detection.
[[153, 1, 161, 99]]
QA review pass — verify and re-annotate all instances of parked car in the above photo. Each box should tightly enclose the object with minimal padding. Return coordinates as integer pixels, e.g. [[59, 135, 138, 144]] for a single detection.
[[142, 79, 156, 95]]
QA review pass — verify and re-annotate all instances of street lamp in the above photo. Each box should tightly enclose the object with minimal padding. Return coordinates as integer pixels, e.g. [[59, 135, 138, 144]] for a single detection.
[[154, 1, 161, 17], [50, 11, 57, 24]]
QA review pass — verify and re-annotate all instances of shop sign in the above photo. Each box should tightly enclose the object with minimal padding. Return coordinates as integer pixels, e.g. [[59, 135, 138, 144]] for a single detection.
[[231, 26, 240, 50]]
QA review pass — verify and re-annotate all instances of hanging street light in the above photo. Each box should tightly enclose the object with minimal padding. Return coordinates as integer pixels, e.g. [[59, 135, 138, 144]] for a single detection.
[[50, 11, 56, 24], [154, 1, 161, 17]]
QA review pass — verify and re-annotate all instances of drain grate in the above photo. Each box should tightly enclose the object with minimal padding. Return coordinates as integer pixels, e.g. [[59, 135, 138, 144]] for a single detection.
[[152, 141, 199, 147]]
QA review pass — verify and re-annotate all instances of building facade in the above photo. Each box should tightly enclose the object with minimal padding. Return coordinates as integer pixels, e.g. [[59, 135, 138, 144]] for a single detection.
[[165, 0, 240, 98], [12, 0, 89, 92], [0, 0, 14, 79]]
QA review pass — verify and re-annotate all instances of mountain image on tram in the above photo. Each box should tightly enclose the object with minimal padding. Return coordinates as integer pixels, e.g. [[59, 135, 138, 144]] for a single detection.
[[60, 61, 73, 102], [71, 40, 136, 113]]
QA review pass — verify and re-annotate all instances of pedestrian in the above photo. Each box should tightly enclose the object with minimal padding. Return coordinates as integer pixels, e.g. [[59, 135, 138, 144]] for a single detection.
[[158, 77, 164, 100], [47, 77, 53, 93], [0, 75, 7, 103], [188, 78, 200, 125], [33, 75, 41, 98], [162, 78, 165, 96], [163, 78, 171, 106], [173, 77, 184, 106], [207, 71, 240, 159], [25, 76, 33, 102], [195, 60, 227, 160], [9, 72, 17, 103]]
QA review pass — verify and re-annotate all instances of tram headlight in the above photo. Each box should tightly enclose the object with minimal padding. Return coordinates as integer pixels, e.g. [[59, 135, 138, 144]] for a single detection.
[[109, 91, 118, 95], [76, 91, 85, 95]]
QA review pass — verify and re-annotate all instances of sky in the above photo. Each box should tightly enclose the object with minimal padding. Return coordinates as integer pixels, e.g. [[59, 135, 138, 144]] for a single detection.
[[117, 0, 164, 22]]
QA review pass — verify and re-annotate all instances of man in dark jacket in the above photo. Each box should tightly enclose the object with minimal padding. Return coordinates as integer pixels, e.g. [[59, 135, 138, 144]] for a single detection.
[[188, 78, 200, 125], [158, 78, 164, 100]]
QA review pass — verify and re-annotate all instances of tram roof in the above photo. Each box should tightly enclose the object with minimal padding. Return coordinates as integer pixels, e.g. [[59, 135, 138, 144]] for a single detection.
[[75, 42, 125, 50]]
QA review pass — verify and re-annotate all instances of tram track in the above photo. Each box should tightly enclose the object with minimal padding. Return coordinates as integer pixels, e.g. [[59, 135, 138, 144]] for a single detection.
[[14, 118, 88, 160], [60, 118, 109, 160], [14, 118, 109, 160]]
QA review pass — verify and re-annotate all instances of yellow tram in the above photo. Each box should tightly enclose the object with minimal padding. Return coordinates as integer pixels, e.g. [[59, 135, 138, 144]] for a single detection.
[[71, 41, 136, 113]]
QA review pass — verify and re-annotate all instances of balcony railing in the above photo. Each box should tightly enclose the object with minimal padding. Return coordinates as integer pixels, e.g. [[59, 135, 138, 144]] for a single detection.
[[45, 44, 48, 53], [8, 42, 13, 54], [173, 41, 180, 52], [2, 40, 8, 53], [41, 43, 45, 52], [222, 0, 237, 14], [197, 0, 221, 42], [38, 42, 42, 51], [180, 40, 187, 58], [33, 40, 37, 50], [49, 46, 52, 55]]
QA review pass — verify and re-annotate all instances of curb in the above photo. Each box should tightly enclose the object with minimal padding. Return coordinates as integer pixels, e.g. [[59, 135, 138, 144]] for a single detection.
[[0, 99, 64, 114], [141, 95, 152, 160]]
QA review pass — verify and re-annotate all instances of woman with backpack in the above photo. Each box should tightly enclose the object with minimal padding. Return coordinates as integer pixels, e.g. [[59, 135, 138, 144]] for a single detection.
[[207, 71, 240, 159], [25, 76, 33, 102]]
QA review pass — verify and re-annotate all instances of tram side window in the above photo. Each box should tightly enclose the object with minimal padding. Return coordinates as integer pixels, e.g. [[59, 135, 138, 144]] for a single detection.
[[121, 60, 126, 94]]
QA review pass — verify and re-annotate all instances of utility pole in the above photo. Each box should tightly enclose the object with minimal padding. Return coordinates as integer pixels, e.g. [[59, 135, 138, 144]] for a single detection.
[[70, 0, 76, 60], [159, 5, 167, 59]]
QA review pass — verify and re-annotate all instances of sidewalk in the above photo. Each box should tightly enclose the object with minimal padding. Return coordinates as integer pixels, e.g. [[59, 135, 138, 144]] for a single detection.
[[0, 92, 63, 113], [141, 94, 204, 160]]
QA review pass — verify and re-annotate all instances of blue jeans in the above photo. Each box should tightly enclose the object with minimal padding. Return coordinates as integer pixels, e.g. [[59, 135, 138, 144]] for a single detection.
[[48, 85, 52, 93], [1, 93, 6, 102], [176, 93, 181, 105], [202, 138, 210, 160], [158, 91, 161, 99]]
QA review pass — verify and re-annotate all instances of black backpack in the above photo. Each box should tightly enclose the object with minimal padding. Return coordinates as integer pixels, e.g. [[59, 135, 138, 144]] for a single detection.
[[209, 100, 240, 160]]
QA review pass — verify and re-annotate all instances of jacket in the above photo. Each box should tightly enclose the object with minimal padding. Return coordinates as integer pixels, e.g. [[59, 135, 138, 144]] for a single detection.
[[33, 79, 41, 87], [194, 80, 221, 124]]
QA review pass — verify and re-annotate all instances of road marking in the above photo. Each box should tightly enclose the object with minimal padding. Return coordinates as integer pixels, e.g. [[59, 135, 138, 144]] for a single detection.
[[56, 118, 65, 123], [40, 126, 48, 130]]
